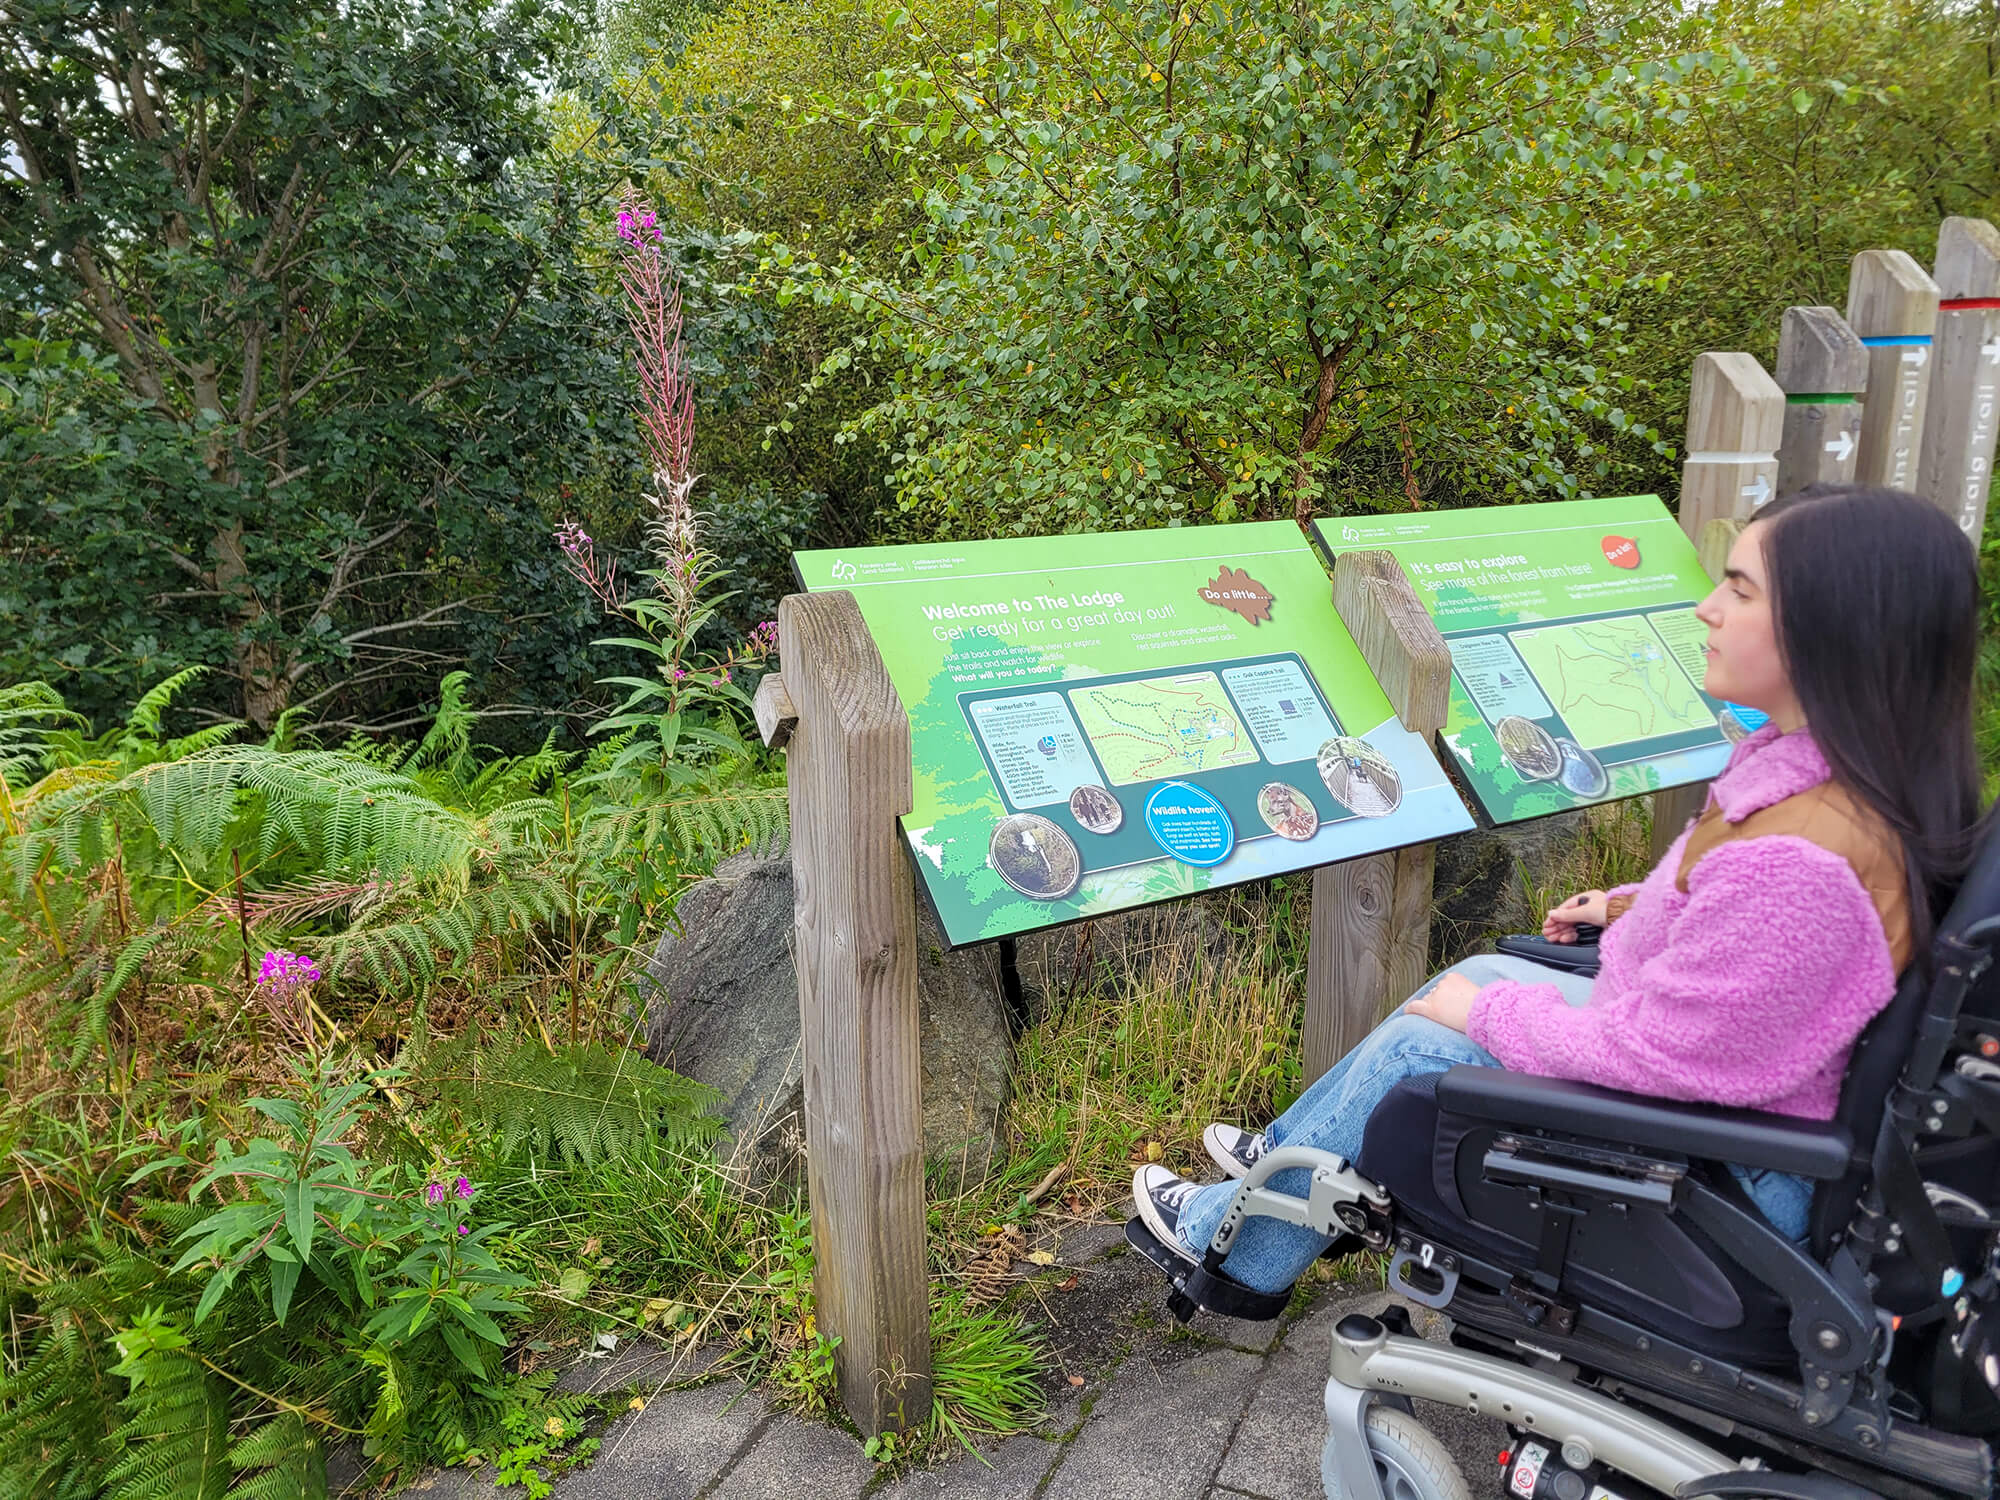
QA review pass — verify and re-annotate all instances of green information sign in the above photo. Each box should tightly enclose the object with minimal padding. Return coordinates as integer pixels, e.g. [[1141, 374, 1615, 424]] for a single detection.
[[794, 523, 1474, 947], [1315, 497, 1741, 826]]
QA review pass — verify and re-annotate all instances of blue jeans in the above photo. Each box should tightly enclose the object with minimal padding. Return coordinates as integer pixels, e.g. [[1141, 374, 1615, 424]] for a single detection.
[[1173, 955, 1813, 1293]]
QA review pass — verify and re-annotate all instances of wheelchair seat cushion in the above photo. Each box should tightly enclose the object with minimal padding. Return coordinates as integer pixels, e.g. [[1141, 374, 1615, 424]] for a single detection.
[[1357, 1073, 1797, 1368]]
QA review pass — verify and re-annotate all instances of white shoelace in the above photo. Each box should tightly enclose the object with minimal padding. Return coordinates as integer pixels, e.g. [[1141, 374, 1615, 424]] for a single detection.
[[1154, 1176, 1203, 1212]]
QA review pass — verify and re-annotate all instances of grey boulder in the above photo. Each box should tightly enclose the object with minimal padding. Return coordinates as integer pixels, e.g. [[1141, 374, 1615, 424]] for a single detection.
[[643, 852, 1012, 1185]]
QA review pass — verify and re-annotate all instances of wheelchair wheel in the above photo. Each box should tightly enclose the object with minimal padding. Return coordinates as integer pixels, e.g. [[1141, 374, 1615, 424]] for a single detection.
[[1321, 1403, 1473, 1500]]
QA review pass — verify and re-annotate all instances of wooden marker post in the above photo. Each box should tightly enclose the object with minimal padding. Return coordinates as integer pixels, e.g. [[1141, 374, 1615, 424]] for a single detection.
[[1774, 306, 1867, 495], [1653, 353, 1780, 859], [1917, 217, 2000, 539], [1676, 352, 1784, 537], [767, 591, 932, 1436], [1846, 249, 1941, 492], [1303, 551, 1450, 1081]]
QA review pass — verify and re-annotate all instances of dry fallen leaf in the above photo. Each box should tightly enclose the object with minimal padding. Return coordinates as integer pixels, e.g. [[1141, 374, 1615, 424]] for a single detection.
[[1057, 1274, 1079, 1292], [629, 1396, 646, 1413], [1026, 1250, 1056, 1267], [1067, 1374, 1085, 1387], [1145, 1140, 1164, 1163]]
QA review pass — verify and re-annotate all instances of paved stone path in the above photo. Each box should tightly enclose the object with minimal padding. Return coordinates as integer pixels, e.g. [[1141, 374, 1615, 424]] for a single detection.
[[410, 1221, 1504, 1500]]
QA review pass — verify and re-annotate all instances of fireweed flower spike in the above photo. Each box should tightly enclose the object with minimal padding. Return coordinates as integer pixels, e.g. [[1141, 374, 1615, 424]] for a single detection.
[[455, 1176, 473, 1200], [254, 949, 322, 1051], [425, 1182, 446, 1206]]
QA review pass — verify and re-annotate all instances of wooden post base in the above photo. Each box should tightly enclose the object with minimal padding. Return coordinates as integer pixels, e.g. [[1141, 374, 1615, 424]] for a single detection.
[[775, 591, 932, 1436]]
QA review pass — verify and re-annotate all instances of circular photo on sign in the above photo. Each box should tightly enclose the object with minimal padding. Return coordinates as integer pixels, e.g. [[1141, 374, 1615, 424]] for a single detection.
[[1068, 783, 1124, 835], [1554, 738, 1609, 798], [989, 813, 1083, 901], [1257, 782, 1321, 842], [1495, 715, 1561, 782], [1315, 736, 1403, 818]]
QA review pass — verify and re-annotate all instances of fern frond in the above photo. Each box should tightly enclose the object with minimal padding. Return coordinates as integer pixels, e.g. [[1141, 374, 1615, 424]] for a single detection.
[[414, 1034, 721, 1166], [120, 668, 208, 748], [0, 682, 83, 790], [103, 1349, 230, 1500], [0, 1306, 118, 1500], [225, 1413, 325, 1500]]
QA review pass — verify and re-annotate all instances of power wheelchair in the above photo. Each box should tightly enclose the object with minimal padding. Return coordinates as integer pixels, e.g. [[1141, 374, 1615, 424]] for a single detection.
[[1126, 829, 2000, 1500]]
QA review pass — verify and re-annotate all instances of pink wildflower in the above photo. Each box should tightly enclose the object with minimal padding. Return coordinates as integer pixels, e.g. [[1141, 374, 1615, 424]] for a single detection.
[[256, 950, 321, 987], [425, 1182, 446, 1206], [457, 1224, 470, 1236], [455, 1176, 474, 1200]]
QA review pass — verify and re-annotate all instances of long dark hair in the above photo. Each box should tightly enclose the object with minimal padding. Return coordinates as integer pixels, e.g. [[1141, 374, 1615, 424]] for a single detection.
[[1758, 485, 1990, 953]]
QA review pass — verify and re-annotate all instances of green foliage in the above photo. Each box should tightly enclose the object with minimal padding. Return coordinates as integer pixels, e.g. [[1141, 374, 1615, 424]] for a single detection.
[[413, 1031, 723, 1166], [103, 1314, 231, 1500], [224, 1415, 328, 1500], [0, 0, 642, 734], [1612, 0, 2000, 485], [0, 1305, 119, 1500], [782, 0, 1732, 533]]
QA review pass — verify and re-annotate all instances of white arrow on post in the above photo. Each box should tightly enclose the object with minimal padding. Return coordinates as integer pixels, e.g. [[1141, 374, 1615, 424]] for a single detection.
[[1982, 336, 2000, 369], [1741, 474, 1772, 506], [1824, 430, 1856, 462], [1902, 347, 1930, 368]]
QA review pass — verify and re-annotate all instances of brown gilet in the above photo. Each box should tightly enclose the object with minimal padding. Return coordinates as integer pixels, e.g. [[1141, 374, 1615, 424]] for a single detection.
[[1610, 781, 1912, 973]]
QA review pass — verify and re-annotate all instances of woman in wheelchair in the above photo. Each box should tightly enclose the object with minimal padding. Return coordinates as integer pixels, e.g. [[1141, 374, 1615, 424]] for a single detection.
[[1134, 484, 1990, 1299]]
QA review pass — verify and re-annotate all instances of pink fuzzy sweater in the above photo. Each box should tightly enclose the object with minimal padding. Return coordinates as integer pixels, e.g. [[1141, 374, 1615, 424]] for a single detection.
[[1467, 728, 1901, 1120]]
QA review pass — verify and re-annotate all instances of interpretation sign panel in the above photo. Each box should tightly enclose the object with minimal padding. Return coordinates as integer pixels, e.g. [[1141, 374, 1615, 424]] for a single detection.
[[1315, 497, 1743, 825], [795, 523, 1472, 946]]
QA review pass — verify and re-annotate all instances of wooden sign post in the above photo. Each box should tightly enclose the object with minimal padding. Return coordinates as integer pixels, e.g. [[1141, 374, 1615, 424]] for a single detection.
[[1847, 249, 1941, 492], [1917, 217, 2000, 539], [1654, 353, 1781, 858], [768, 590, 932, 1436], [1775, 306, 1867, 495], [1676, 352, 1784, 537], [1303, 552, 1450, 1081]]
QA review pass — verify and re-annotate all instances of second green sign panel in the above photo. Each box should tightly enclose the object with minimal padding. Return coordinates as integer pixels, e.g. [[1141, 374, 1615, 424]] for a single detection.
[[1315, 496, 1745, 827]]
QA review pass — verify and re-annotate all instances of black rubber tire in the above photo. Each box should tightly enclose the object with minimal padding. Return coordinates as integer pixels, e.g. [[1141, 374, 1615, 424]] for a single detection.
[[1321, 1403, 1475, 1500]]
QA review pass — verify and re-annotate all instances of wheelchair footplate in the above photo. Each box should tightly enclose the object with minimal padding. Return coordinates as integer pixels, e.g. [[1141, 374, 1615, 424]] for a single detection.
[[1124, 1217, 1293, 1324]]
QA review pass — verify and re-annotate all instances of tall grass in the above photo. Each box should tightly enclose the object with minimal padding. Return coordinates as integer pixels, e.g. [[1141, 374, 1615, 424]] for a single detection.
[[1004, 888, 1310, 1215]]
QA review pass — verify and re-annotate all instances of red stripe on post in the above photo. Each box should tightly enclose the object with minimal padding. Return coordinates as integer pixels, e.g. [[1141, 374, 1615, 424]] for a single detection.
[[1939, 297, 2000, 311]]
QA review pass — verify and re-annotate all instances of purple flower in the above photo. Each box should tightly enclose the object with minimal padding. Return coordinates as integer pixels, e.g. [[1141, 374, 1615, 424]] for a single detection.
[[454, 1176, 473, 1200], [671, 667, 688, 681], [256, 950, 321, 987], [748, 620, 779, 657], [425, 1182, 445, 1205], [456, 1223, 469, 1235], [553, 520, 591, 557]]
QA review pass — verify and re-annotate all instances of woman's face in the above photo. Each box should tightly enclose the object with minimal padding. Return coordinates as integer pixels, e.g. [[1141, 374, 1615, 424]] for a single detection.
[[1694, 521, 1801, 725]]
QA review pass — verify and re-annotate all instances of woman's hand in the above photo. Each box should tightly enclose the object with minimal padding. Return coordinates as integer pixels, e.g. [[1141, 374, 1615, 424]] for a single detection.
[[1542, 889, 1610, 942], [1407, 973, 1481, 1034]]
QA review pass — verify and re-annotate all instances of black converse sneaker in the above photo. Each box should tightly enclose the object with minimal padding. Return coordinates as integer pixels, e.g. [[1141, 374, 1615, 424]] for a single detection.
[[1130, 1165, 1204, 1264], [1201, 1123, 1269, 1179]]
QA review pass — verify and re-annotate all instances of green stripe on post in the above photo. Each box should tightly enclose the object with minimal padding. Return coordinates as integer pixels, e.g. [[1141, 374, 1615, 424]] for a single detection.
[[1784, 393, 1858, 404]]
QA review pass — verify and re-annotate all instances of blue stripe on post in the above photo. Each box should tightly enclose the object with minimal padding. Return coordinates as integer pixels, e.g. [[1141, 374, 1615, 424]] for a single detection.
[[1859, 335, 1933, 347]]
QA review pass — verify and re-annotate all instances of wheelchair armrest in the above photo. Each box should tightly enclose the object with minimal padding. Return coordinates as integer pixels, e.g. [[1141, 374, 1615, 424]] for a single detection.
[[1434, 1066, 1855, 1181]]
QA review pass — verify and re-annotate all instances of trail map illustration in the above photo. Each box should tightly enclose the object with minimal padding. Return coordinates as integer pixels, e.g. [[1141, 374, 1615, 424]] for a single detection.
[[1510, 617, 1716, 750], [794, 523, 1472, 946], [1069, 673, 1259, 784], [1315, 497, 1733, 825]]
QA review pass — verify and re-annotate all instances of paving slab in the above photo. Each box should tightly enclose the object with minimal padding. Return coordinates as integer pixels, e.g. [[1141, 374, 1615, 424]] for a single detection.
[[706, 1405, 877, 1499], [1213, 1306, 1343, 1500], [876, 1432, 1063, 1499], [1041, 1346, 1263, 1500], [560, 1379, 772, 1500]]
